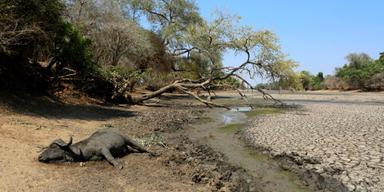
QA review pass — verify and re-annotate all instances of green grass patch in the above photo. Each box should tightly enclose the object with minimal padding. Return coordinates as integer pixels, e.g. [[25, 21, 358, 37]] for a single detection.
[[214, 98, 265, 106], [135, 133, 167, 147], [218, 123, 245, 134], [243, 147, 270, 161]]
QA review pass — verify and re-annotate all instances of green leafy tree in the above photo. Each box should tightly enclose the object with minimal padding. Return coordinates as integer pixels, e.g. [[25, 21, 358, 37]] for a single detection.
[[299, 71, 313, 90], [272, 59, 301, 90], [331, 52, 384, 90], [379, 52, 384, 62], [311, 72, 324, 90], [110, 11, 296, 106], [365, 52, 384, 90], [50, 22, 94, 76], [130, 0, 202, 49], [336, 53, 373, 89], [316, 72, 324, 81]]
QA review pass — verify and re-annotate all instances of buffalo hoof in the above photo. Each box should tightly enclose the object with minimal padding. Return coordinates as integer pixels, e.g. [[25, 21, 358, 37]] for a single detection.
[[115, 162, 124, 169]]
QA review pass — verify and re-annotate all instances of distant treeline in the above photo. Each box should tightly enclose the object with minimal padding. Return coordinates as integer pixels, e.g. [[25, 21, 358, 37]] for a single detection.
[[257, 52, 384, 91]]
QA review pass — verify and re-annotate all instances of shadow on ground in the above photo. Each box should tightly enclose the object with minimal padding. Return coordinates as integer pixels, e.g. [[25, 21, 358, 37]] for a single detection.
[[0, 93, 136, 120]]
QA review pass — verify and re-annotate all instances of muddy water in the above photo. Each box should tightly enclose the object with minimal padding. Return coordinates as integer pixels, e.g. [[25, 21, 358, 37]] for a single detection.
[[187, 107, 313, 192]]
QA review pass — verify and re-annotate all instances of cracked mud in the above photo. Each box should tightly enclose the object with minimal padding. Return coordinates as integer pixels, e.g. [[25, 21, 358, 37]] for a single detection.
[[244, 92, 384, 192]]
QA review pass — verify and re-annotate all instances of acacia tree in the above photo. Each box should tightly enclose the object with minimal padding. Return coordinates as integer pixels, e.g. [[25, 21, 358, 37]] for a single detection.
[[129, 0, 204, 71], [117, 13, 292, 107], [57, 0, 295, 107], [130, 0, 202, 43], [336, 53, 374, 89]]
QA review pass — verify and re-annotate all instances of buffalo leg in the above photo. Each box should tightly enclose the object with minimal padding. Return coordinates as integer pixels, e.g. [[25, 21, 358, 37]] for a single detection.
[[123, 136, 148, 153], [101, 148, 123, 169]]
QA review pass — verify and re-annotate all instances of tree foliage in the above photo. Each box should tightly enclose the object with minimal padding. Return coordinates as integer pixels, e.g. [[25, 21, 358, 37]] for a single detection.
[[1, 0, 299, 106], [335, 53, 384, 90], [130, 0, 202, 48], [0, 0, 95, 90], [0, 0, 64, 57], [50, 22, 93, 76]]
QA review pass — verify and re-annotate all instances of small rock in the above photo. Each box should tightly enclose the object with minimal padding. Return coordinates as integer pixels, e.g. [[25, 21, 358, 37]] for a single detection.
[[345, 183, 356, 191]]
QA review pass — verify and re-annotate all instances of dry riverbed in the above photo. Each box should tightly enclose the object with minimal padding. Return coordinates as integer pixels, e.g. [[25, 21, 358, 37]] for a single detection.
[[243, 91, 384, 192], [1, 91, 382, 192]]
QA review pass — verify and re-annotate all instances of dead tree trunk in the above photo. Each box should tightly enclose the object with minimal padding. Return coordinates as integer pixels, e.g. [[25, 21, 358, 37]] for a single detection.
[[117, 71, 282, 109]]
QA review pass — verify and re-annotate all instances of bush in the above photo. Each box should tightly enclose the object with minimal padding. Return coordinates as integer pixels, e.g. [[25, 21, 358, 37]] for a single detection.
[[335, 53, 384, 90], [299, 71, 313, 90], [52, 22, 94, 76], [98, 65, 144, 92], [323, 76, 349, 90], [365, 72, 384, 91], [141, 69, 176, 91], [311, 72, 324, 90]]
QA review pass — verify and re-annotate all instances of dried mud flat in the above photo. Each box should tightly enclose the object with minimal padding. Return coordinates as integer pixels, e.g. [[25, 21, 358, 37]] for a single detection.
[[243, 91, 384, 192], [0, 94, 254, 192]]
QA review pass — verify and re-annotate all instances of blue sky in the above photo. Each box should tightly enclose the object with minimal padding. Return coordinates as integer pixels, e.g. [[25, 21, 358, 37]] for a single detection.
[[196, 0, 384, 76]]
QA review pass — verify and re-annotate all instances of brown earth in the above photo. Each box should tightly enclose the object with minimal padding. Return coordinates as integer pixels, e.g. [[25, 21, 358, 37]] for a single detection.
[[0, 92, 254, 192]]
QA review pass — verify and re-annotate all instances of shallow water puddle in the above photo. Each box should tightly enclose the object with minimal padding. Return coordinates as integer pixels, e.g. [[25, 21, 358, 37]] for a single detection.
[[188, 107, 312, 192], [230, 106, 253, 112]]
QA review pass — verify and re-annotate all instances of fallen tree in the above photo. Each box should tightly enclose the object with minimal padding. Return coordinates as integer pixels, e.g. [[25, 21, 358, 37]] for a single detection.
[[105, 13, 296, 107]]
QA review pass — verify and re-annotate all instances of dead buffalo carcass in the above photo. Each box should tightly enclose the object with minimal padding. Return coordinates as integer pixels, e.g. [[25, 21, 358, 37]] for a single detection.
[[38, 129, 149, 169]]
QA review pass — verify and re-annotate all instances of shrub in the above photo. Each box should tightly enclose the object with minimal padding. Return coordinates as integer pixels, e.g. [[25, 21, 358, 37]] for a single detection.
[[323, 76, 349, 90], [140, 69, 177, 91], [52, 22, 94, 76], [365, 72, 384, 91], [98, 65, 144, 92]]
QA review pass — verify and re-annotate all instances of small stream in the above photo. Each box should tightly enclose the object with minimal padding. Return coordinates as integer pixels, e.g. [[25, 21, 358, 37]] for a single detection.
[[187, 107, 313, 192]]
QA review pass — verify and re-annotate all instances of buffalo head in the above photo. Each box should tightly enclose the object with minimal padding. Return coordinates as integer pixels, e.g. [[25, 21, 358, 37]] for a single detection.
[[38, 137, 75, 163]]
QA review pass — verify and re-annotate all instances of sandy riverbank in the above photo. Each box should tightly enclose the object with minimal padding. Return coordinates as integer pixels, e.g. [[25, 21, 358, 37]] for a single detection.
[[0, 93, 254, 192]]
